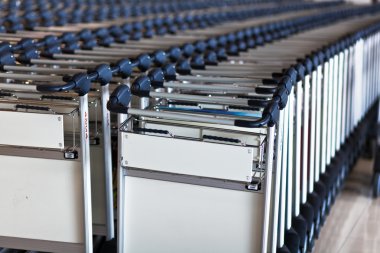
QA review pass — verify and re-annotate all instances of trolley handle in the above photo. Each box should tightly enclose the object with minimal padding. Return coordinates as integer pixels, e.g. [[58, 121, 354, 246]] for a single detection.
[[107, 85, 280, 128], [36, 73, 91, 96]]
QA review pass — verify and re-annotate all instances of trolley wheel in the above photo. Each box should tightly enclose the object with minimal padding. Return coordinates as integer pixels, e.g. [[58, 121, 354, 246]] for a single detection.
[[293, 215, 307, 253], [98, 238, 116, 253], [300, 203, 314, 233], [373, 172, 380, 198], [362, 138, 376, 159], [285, 228, 300, 253], [277, 245, 291, 253], [307, 237, 315, 253]]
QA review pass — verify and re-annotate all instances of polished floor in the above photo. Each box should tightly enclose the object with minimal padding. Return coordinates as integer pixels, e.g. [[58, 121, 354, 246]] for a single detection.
[[314, 158, 380, 253]]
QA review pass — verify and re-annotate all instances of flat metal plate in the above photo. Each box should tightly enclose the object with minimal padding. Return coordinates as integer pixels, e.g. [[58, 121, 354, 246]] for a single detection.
[[0, 111, 64, 149], [122, 133, 255, 182], [0, 155, 84, 243], [122, 177, 264, 253]]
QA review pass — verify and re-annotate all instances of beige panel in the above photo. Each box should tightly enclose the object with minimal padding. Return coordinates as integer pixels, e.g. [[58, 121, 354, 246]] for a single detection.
[[0, 111, 64, 149], [123, 177, 264, 253], [122, 133, 255, 182], [0, 155, 84, 243]]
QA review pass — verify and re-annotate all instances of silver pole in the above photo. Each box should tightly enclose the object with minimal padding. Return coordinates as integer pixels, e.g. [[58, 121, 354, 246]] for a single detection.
[[286, 88, 294, 229], [128, 108, 238, 125], [101, 84, 115, 241], [309, 69, 317, 193], [272, 110, 284, 252], [261, 125, 276, 253], [118, 79, 131, 253], [279, 98, 289, 247], [321, 61, 329, 174], [315, 65, 322, 182], [150, 91, 253, 107], [294, 81, 303, 215], [79, 95, 93, 253], [117, 113, 128, 253]]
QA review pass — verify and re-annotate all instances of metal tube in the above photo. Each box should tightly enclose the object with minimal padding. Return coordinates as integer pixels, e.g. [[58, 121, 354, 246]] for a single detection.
[[0, 83, 37, 91], [0, 73, 63, 81], [3, 65, 85, 74], [272, 109, 284, 252], [309, 70, 317, 193], [163, 82, 265, 93], [326, 57, 334, 165], [101, 84, 115, 241], [176, 75, 262, 84], [286, 87, 294, 228], [117, 113, 128, 253], [302, 75, 310, 196], [294, 80, 303, 215], [128, 108, 237, 125], [262, 125, 276, 253], [79, 95, 93, 253], [279, 96, 289, 246], [149, 91, 256, 107], [315, 65, 322, 181]]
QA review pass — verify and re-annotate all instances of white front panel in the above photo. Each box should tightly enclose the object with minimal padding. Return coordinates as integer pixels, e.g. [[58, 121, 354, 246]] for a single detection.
[[123, 177, 264, 253], [122, 133, 255, 182], [0, 155, 84, 243], [0, 111, 64, 149]]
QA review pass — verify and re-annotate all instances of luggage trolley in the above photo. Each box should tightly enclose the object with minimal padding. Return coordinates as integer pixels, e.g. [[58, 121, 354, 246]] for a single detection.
[[0, 1, 377, 253], [108, 81, 279, 253], [0, 57, 116, 241], [0, 77, 93, 253]]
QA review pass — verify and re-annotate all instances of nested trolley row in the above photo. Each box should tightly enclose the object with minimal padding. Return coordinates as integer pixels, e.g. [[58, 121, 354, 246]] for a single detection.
[[0, 1, 379, 253]]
